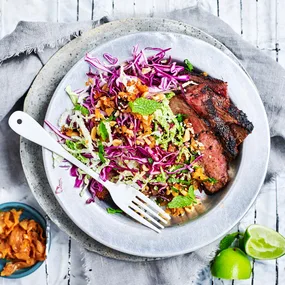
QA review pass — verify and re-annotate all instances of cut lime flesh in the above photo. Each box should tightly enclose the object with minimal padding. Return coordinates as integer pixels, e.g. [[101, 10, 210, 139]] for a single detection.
[[244, 224, 285, 260]]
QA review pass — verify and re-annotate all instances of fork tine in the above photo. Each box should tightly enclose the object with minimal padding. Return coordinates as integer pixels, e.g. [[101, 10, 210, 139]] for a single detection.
[[133, 198, 169, 224], [123, 207, 161, 233], [135, 191, 171, 220], [129, 202, 164, 229]]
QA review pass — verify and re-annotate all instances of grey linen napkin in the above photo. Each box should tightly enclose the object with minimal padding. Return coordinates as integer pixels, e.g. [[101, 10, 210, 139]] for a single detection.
[[1, 5, 284, 285]]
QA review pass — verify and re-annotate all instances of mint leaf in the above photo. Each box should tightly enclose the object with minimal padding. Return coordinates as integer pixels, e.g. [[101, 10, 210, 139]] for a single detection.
[[184, 59, 194, 72], [98, 141, 106, 163], [168, 195, 195, 208], [74, 104, 89, 116], [65, 85, 78, 105], [98, 121, 108, 141], [176, 114, 186, 123], [106, 207, 123, 214], [129, 98, 160, 115], [219, 232, 240, 251], [188, 185, 196, 200]]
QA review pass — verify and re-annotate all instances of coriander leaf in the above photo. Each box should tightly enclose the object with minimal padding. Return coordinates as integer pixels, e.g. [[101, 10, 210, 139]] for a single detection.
[[176, 114, 186, 123], [129, 98, 160, 115], [98, 141, 106, 163], [98, 121, 108, 141], [106, 207, 123, 214], [74, 104, 89, 116], [165, 92, 175, 100], [219, 232, 240, 251], [168, 195, 195, 208], [65, 85, 78, 105], [184, 59, 194, 72]]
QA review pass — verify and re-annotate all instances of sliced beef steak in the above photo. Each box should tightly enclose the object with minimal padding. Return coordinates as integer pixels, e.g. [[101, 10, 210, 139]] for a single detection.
[[184, 84, 253, 158], [189, 73, 228, 98], [170, 95, 229, 193]]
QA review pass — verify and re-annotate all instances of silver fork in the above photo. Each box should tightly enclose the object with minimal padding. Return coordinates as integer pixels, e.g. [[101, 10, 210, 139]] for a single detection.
[[9, 111, 171, 233]]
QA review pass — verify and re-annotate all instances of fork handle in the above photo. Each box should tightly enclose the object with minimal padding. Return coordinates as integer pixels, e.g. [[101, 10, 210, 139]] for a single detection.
[[9, 111, 111, 188]]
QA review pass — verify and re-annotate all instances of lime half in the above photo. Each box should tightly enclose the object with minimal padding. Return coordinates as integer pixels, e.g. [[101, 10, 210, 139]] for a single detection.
[[244, 224, 285, 260], [211, 248, 251, 280]]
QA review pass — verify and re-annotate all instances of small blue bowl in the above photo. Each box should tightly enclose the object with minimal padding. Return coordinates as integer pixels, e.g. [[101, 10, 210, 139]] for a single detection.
[[0, 202, 51, 279]]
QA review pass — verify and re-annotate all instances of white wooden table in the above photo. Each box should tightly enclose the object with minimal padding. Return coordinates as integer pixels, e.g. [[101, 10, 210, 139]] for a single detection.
[[0, 1, 284, 284]]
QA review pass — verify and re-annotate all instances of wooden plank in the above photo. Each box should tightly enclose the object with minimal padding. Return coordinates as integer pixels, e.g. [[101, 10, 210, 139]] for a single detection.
[[241, 0, 257, 45], [256, 0, 276, 50], [252, 182, 277, 285], [70, 239, 86, 284], [133, 0, 155, 17], [92, 0, 113, 20], [45, 223, 70, 285], [276, 175, 285, 285], [167, 0, 197, 12], [0, 0, 3, 39], [113, 0, 135, 17], [59, 0, 77, 22], [218, 0, 241, 34], [276, 0, 285, 68], [234, 206, 256, 285], [78, 0, 93, 21]]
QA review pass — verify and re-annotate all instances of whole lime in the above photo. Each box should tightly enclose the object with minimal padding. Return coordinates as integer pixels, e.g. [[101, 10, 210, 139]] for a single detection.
[[211, 248, 251, 280]]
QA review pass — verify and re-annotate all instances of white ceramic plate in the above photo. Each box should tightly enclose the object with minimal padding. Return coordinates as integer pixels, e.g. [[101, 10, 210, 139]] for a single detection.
[[43, 31, 269, 257]]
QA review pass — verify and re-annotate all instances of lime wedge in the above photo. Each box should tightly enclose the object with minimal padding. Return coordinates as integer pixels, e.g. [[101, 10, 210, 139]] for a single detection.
[[244, 224, 285, 260], [211, 248, 251, 280]]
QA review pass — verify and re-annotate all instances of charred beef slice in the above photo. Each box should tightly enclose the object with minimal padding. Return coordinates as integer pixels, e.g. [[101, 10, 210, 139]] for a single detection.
[[184, 83, 253, 159], [188, 73, 228, 98], [170, 95, 229, 193]]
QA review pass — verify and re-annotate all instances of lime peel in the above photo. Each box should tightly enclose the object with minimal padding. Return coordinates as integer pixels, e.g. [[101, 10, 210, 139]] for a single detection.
[[211, 248, 252, 280]]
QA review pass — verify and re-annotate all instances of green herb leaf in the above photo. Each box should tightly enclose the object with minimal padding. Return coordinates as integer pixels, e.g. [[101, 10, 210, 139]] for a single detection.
[[74, 104, 89, 116], [184, 59, 194, 72], [188, 185, 196, 200], [176, 114, 186, 123], [204, 177, 218, 184], [148, 158, 154, 164], [219, 232, 240, 251], [165, 92, 175, 100], [168, 195, 195, 208], [98, 121, 108, 141], [168, 177, 191, 185], [106, 207, 123, 214], [65, 85, 78, 105], [171, 186, 180, 193], [66, 140, 76, 150], [129, 98, 160, 115], [76, 154, 89, 164], [98, 141, 106, 163]]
